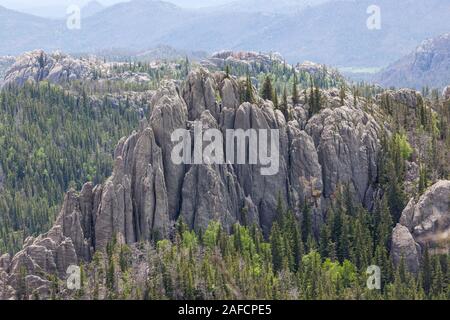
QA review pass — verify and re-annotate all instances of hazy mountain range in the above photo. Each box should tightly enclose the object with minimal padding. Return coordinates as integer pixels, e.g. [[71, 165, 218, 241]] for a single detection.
[[1, 0, 450, 69], [375, 33, 450, 90]]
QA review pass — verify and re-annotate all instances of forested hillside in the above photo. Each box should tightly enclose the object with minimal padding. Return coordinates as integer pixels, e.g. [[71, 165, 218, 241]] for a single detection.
[[0, 51, 449, 300], [65, 202, 449, 300], [0, 82, 141, 254]]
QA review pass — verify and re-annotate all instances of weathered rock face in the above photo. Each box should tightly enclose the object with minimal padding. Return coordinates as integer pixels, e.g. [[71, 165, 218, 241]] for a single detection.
[[1, 50, 156, 88], [205, 51, 284, 74], [4, 224, 79, 299], [378, 89, 422, 110], [391, 224, 421, 274], [0, 56, 15, 87], [151, 82, 189, 219], [305, 104, 381, 208], [3, 50, 101, 87], [0, 267, 15, 300], [0, 68, 386, 299], [392, 180, 450, 272], [400, 180, 450, 249]]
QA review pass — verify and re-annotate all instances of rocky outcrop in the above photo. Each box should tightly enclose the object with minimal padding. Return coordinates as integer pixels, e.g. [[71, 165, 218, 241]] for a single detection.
[[0, 68, 385, 298], [0, 185, 101, 298], [391, 224, 421, 274], [443, 86, 450, 100], [205, 51, 284, 74], [392, 180, 450, 272], [400, 180, 450, 249], [305, 104, 381, 208], [204, 52, 343, 90], [3, 50, 103, 87], [295, 61, 342, 83], [1, 50, 157, 88], [0, 56, 15, 86], [5, 225, 78, 299], [378, 89, 422, 110]]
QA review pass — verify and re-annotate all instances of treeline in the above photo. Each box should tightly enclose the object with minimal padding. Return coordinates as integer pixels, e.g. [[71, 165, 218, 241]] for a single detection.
[[110, 58, 191, 86], [0, 82, 141, 254], [52, 188, 449, 301], [220, 58, 345, 97], [257, 71, 326, 120]]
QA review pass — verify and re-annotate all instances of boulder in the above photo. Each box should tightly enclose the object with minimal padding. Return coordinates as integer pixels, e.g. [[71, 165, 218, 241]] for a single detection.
[[391, 224, 421, 274], [399, 180, 450, 251], [392, 180, 450, 272]]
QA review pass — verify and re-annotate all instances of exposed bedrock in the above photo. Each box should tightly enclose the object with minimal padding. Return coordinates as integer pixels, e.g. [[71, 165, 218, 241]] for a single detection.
[[391, 180, 450, 273], [1, 68, 389, 297]]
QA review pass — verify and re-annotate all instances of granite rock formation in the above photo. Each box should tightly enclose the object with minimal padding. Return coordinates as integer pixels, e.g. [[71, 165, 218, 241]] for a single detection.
[[0, 67, 390, 298], [391, 180, 450, 272]]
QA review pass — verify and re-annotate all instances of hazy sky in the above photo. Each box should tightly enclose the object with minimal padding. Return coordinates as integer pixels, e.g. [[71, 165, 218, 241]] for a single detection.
[[0, 0, 234, 10]]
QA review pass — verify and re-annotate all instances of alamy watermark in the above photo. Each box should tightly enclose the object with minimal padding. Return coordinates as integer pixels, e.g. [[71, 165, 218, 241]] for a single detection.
[[66, 5, 81, 30], [367, 5, 381, 30], [366, 265, 381, 290], [66, 265, 81, 290], [171, 122, 280, 176]]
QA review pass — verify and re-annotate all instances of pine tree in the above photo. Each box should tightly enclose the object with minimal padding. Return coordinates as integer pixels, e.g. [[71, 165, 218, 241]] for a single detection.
[[241, 73, 255, 104], [300, 201, 312, 252], [291, 217, 304, 271], [225, 65, 231, 78], [16, 266, 27, 300], [319, 223, 331, 259], [418, 163, 428, 195], [381, 133, 409, 222], [374, 244, 393, 289], [339, 85, 346, 106], [375, 197, 393, 249], [292, 72, 299, 105], [273, 88, 279, 109], [421, 246, 432, 296], [270, 222, 284, 272], [308, 80, 321, 117], [261, 75, 274, 101], [246, 74, 254, 103], [280, 86, 289, 120], [314, 86, 321, 113], [309, 81, 315, 117], [432, 256, 445, 297]]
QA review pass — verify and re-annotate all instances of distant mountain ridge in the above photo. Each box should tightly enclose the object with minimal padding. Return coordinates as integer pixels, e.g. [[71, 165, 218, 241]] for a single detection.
[[1, 0, 450, 69], [82, 1, 106, 18], [209, 0, 333, 14], [375, 33, 450, 90]]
